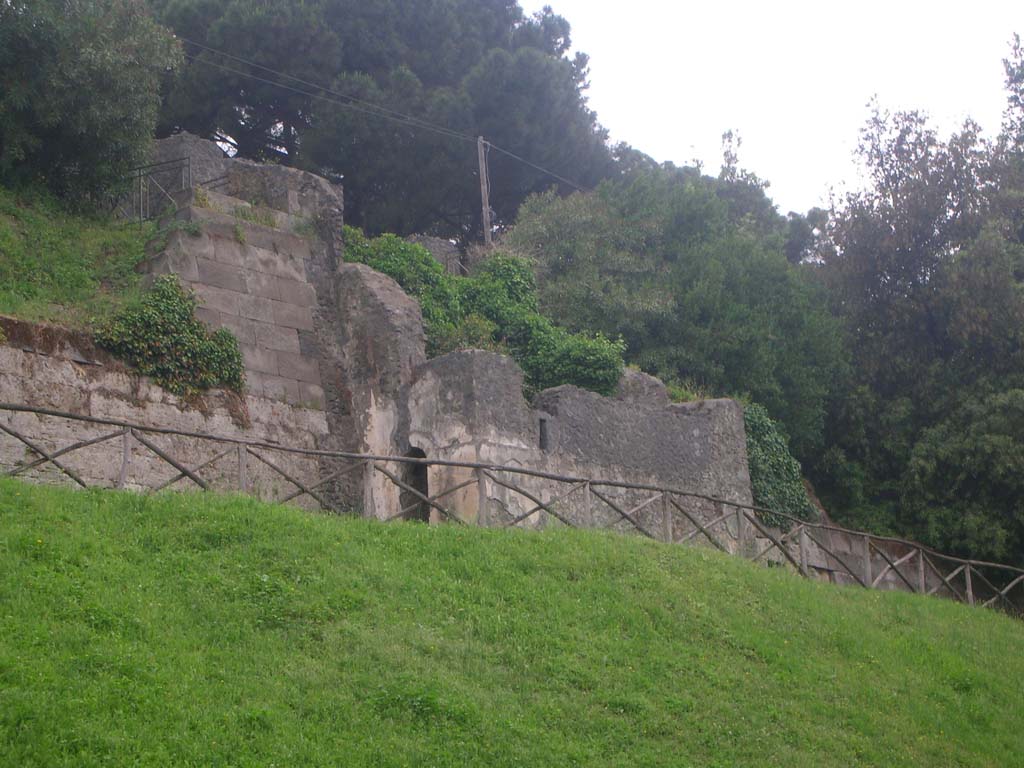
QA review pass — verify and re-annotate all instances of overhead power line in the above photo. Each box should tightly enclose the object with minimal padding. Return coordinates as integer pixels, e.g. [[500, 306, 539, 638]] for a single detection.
[[183, 53, 472, 143], [486, 142, 586, 192], [178, 39, 587, 192], [180, 37, 474, 143]]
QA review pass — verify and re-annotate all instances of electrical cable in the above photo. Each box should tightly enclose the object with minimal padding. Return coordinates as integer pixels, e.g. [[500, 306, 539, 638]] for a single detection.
[[184, 53, 473, 143], [180, 37, 475, 143], [179, 40, 588, 191]]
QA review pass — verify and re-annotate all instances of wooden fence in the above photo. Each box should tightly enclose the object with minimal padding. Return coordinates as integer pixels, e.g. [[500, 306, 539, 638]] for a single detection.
[[1, 402, 1021, 618]]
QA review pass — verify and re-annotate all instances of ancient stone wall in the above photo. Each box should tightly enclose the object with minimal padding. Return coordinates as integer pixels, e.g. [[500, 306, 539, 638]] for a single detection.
[[151, 132, 344, 235], [0, 318, 328, 506], [145, 194, 326, 409], [406, 235, 465, 275], [144, 133, 348, 414], [322, 263, 427, 513], [404, 350, 755, 548]]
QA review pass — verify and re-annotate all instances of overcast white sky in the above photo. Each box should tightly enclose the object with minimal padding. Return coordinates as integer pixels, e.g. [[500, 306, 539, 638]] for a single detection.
[[530, 0, 1024, 214]]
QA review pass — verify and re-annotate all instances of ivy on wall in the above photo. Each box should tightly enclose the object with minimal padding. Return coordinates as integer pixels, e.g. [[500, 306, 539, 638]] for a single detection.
[[96, 276, 244, 397], [744, 403, 817, 526]]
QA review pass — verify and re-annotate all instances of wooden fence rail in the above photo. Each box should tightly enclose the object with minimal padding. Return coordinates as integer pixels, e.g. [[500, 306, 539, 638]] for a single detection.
[[1, 402, 1022, 619]]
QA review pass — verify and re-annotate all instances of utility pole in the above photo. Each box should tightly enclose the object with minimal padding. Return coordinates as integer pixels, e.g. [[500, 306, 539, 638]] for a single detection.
[[477, 136, 493, 247]]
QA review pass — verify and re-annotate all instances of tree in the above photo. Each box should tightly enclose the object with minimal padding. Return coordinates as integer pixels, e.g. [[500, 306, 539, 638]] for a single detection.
[[154, 0, 340, 162], [902, 389, 1024, 563], [155, 0, 613, 240], [811, 45, 1024, 564], [0, 0, 181, 200], [509, 163, 848, 460]]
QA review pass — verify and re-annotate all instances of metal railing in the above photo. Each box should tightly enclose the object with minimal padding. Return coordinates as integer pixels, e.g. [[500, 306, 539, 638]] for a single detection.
[[111, 157, 192, 224], [1, 401, 1021, 617]]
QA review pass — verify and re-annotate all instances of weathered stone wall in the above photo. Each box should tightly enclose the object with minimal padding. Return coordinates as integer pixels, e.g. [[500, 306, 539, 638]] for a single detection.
[[151, 132, 344, 237], [143, 132, 347, 412], [323, 263, 427, 513], [404, 350, 755, 548], [144, 194, 325, 409], [0, 319, 328, 505]]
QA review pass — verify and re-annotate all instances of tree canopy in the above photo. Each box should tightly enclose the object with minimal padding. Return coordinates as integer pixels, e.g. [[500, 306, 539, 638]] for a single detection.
[[0, 0, 180, 199], [154, 0, 613, 240], [808, 42, 1024, 564], [508, 163, 848, 461]]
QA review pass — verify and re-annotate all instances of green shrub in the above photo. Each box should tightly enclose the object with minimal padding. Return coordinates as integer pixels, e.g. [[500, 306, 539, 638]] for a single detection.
[[343, 228, 462, 351], [96, 275, 244, 396], [342, 227, 625, 396], [744, 403, 816, 527], [431, 314, 507, 357]]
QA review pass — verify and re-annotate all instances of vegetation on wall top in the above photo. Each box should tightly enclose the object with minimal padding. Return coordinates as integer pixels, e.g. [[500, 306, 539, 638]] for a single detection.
[[342, 227, 624, 396]]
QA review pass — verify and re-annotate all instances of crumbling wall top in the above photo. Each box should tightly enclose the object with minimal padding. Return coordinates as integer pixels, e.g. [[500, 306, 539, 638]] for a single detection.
[[152, 132, 343, 223]]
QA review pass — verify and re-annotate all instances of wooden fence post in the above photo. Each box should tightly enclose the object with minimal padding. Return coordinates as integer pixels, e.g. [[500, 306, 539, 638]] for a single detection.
[[237, 443, 248, 494], [362, 461, 375, 519], [799, 525, 809, 577], [917, 548, 926, 594], [117, 428, 132, 489], [863, 535, 873, 587], [965, 565, 975, 606], [734, 505, 747, 557], [583, 481, 593, 528], [661, 495, 673, 543], [476, 467, 488, 527]]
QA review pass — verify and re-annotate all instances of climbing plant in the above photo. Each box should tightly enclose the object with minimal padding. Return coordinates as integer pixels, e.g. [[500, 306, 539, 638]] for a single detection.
[[744, 403, 817, 527], [96, 275, 244, 396]]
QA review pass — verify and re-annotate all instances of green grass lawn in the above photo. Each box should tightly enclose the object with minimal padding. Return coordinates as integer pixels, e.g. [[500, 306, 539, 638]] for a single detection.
[[1, 478, 1021, 767], [0, 186, 153, 329]]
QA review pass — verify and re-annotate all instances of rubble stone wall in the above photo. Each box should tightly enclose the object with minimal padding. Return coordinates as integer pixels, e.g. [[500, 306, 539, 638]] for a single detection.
[[405, 350, 755, 548]]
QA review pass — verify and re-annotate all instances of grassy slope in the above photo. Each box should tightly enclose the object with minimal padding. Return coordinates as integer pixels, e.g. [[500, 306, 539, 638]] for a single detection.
[[0, 479, 1021, 767], [0, 186, 152, 329]]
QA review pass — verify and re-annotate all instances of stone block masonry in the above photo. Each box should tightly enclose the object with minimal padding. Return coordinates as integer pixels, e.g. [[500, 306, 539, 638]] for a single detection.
[[406, 350, 755, 541], [145, 200, 324, 410]]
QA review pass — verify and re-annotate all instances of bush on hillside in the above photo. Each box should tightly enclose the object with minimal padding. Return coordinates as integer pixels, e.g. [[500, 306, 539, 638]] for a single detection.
[[96, 275, 244, 396], [0, 0, 180, 200], [342, 227, 624, 396]]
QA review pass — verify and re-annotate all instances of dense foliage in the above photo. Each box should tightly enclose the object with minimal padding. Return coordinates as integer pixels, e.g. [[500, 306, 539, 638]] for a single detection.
[[96, 275, 244, 396], [0, 0, 180, 200], [806, 42, 1024, 565], [0, 185, 153, 327], [743, 404, 817, 526], [342, 227, 624, 395], [508, 166, 847, 461], [153, 0, 613, 240], [5, 479, 1024, 766]]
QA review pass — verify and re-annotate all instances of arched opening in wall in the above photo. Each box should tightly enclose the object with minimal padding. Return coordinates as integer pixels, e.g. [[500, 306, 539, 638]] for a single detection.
[[400, 447, 430, 522]]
